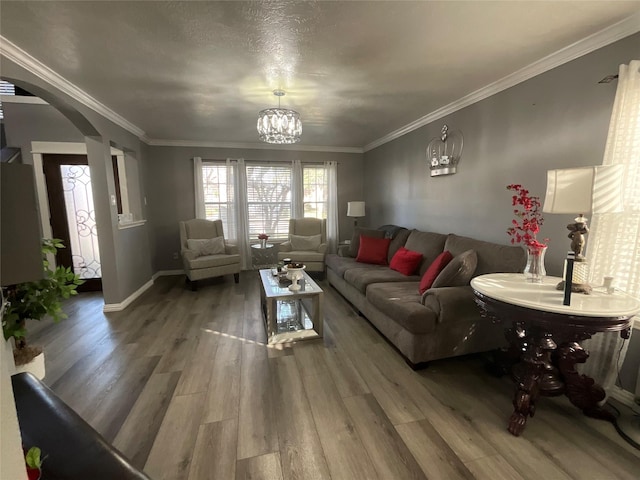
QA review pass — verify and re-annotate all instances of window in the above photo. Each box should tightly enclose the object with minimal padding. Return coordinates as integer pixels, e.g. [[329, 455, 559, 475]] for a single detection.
[[303, 165, 328, 219], [202, 162, 235, 236], [0, 81, 16, 120], [246, 164, 291, 239]]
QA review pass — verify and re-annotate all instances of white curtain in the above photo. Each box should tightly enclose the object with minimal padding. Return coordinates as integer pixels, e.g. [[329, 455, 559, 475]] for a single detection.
[[584, 60, 640, 393], [228, 158, 252, 270], [326, 161, 339, 253], [291, 159, 304, 219], [193, 157, 206, 219]]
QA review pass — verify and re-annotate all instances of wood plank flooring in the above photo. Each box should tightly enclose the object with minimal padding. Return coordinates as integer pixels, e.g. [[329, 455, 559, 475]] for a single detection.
[[27, 272, 640, 479]]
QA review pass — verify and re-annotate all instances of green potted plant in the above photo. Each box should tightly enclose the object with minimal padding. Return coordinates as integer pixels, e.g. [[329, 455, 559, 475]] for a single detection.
[[2, 239, 83, 370]]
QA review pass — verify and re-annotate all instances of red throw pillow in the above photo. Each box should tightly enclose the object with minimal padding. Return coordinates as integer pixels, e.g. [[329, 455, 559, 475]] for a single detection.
[[389, 247, 423, 276], [419, 250, 454, 294], [356, 235, 391, 265]]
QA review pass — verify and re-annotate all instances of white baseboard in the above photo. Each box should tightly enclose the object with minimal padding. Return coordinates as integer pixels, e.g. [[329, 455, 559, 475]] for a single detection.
[[103, 278, 154, 312], [610, 385, 638, 409], [152, 269, 185, 281]]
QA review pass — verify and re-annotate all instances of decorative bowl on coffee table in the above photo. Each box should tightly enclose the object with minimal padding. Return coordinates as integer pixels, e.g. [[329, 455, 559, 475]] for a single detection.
[[286, 263, 305, 291]]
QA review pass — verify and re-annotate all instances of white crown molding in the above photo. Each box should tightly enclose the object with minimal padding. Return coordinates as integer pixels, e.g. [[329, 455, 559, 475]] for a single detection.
[[364, 12, 640, 152], [0, 35, 147, 139], [146, 138, 364, 154]]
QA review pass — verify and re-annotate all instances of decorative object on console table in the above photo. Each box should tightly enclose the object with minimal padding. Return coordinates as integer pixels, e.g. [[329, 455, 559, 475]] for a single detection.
[[426, 124, 464, 176], [506, 184, 548, 283], [258, 233, 269, 249], [347, 201, 365, 227], [543, 165, 624, 294]]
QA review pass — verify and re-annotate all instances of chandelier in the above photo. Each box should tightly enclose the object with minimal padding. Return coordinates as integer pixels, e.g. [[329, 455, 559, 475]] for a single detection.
[[257, 90, 302, 144]]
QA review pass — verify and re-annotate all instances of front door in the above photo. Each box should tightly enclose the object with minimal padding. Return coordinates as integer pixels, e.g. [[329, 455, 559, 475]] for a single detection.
[[43, 154, 102, 292]]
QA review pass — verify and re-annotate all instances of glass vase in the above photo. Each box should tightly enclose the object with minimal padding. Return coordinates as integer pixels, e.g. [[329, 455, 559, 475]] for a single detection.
[[524, 245, 547, 283], [260, 238, 267, 248]]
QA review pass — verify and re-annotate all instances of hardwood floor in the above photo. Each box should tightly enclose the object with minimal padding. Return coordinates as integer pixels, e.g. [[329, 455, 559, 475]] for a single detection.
[[27, 272, 640, 479]]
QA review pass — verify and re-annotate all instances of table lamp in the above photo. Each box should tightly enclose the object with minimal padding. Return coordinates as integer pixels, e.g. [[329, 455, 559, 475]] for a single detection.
[[543, 165, 623, 293], [347, 201, 366, 227]]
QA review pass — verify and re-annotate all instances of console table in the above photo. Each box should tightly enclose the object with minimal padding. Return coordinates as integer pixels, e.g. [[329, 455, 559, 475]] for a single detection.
[[471, 273, 640, 436]]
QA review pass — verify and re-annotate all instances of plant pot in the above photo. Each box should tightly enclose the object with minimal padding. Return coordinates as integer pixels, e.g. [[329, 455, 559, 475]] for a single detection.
[[26, 467, 41, 480], [14, 351, 46, 380]]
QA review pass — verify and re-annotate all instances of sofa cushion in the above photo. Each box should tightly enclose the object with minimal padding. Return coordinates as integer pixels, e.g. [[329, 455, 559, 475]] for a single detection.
[[187, 253, 240, 269], [344, 267, 420, 293], [419, 250, 453, 294], [349, 228, 385, 257], [390, 247, 423, 276], [326, 254, 378, 278], [403, 230, 448, 275], [387, 228, 411, 263], [290, 233, 321, 251], [187, 236, 226, 256], [432, 249, 477, 288], [356, 236, 391, 265], [366, 282, 437, 334], [444, 233, 526, 276]]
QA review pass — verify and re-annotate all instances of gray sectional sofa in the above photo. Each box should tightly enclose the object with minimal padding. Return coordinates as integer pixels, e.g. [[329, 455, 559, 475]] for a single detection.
[[326, 226, 526, 366]]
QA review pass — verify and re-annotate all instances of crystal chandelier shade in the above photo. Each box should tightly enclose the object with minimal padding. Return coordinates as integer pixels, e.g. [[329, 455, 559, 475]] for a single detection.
[[257, 91, 302, 144]]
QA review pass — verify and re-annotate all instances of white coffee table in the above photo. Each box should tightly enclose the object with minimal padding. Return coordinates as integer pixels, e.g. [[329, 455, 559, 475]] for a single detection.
[[258, 269, 324, 344]]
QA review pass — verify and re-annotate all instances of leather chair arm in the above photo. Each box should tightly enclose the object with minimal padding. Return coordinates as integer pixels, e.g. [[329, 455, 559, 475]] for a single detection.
[[12, 372, 150, 480]]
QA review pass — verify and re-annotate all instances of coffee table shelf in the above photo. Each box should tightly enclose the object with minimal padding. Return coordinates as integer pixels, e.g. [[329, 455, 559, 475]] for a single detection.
[[258, 269, 323, 345]]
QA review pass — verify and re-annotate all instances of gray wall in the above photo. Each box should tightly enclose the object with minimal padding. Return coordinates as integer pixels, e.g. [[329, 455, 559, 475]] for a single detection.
[[144, 146, 364, 271], [0, 60, 153, 304], [364, 32, 640, 277]]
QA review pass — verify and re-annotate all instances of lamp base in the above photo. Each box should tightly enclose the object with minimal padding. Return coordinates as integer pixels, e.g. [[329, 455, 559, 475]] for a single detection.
[[555, 281, 593, 294]]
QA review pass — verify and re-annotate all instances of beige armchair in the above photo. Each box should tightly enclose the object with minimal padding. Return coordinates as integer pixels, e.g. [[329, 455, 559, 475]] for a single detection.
[[278, 218, 327, 273], [179, 219, 241, 290]]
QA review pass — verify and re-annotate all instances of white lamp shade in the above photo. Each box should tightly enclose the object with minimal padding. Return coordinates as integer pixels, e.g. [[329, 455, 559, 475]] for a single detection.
[[543, 165, 624, 214], [347, 201, 366, 217]]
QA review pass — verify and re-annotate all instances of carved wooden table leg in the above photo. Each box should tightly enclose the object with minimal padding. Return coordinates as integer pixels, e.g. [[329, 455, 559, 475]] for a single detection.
[[508, 329, 556, 436], [489, 321, 528, 377], [556, 341, 614, 422]]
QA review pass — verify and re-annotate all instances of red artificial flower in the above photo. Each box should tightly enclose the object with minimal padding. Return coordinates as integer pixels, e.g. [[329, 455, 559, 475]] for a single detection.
[[506, 184, 549, 248], [258, 233, 269, 240]]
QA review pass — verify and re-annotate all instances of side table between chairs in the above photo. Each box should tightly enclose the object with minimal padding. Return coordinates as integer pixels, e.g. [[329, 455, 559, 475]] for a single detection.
[[251, 243, 279, 269]]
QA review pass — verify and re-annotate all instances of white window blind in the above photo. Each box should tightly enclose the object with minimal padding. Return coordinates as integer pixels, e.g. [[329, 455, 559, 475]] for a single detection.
[[246, 164, 292, 239], [303, 165, 328, 219], [0, 81, 16, 120]]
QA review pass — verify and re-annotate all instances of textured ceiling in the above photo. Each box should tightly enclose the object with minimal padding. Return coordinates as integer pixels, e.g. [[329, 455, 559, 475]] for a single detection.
[[1, 1, 639, 149]]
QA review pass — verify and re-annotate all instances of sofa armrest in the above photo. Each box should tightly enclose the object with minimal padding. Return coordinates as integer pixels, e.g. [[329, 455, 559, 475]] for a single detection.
[[317, 243, 327, 254], [279, 241, 292, 252], [338, 245, 351, 257], [181, 248, 197, 261], [225, 243, 239, 255], [420, 286, 479, 323], [12, 372, 150, 480]]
